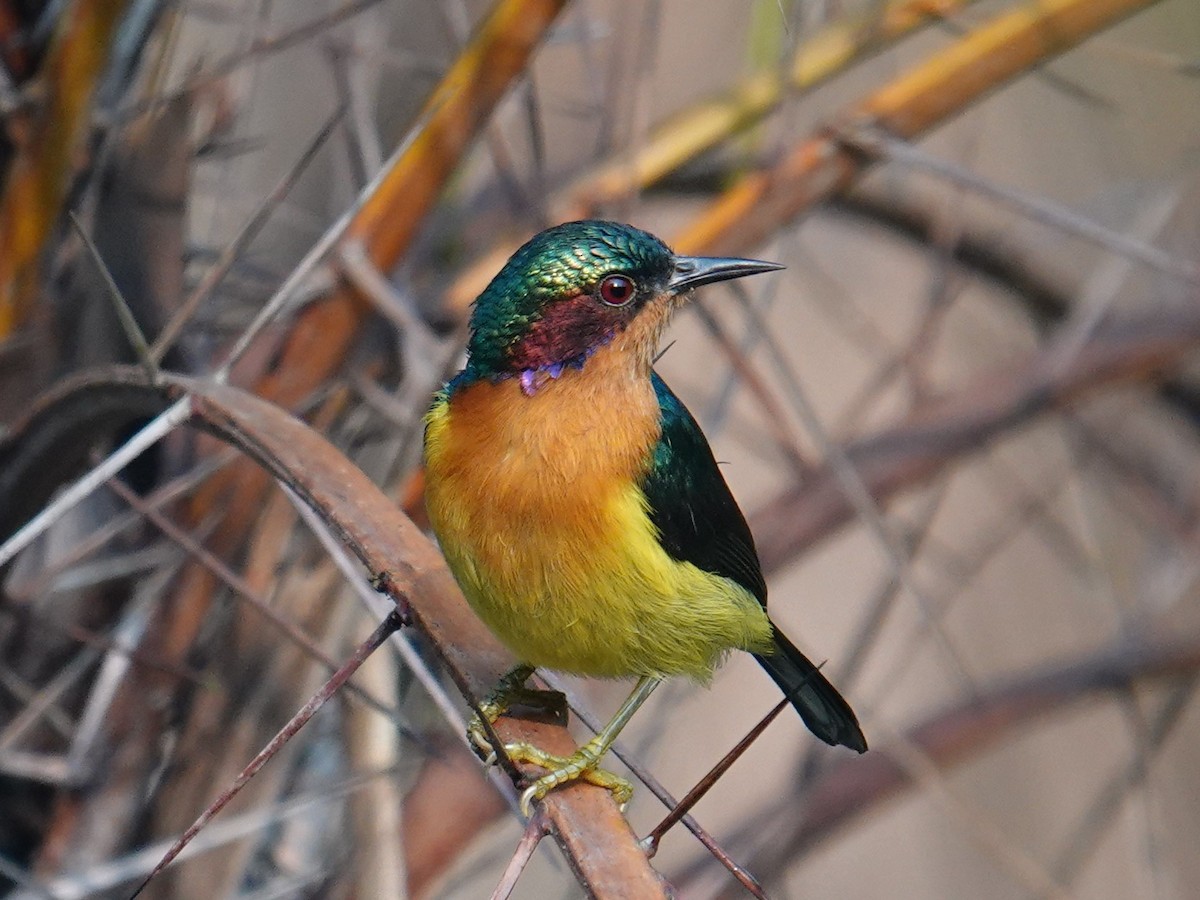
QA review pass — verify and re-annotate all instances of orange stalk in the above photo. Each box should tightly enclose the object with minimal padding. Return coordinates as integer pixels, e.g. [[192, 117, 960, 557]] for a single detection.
[[673, 0, 1161, 256], [255, 0, 567, 409], [349, 0, 568, 268], [0, 0, 129, 337], [571, 0, 980, 212]]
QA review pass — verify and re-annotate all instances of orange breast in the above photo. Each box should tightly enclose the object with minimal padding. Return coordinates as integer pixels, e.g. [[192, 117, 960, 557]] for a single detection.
[[427, 296, 672, 520]]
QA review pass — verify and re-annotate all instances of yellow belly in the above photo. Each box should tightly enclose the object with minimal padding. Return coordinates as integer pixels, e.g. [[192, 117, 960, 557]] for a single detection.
[[423, 367, 772, 680]]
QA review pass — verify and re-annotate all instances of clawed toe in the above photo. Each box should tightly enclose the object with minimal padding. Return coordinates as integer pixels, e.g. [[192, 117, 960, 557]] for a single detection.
[[467, 672, 659, 815], [513, 741, 634, 816]]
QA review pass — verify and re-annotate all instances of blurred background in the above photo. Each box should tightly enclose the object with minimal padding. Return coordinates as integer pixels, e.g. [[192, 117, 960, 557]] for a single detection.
[[0, 0, 1199, 897]]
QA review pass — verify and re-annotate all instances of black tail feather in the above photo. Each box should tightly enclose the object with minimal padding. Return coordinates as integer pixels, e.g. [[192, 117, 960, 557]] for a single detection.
[[754, 625, 867, 753]]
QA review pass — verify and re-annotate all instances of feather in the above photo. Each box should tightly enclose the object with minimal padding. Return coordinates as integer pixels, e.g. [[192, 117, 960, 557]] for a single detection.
[[640, 373, 866, 752], [641, 373, 767, 603]]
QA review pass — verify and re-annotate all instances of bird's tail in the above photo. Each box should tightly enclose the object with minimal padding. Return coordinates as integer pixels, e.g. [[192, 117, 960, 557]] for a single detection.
[[754, 625, 867, 753]]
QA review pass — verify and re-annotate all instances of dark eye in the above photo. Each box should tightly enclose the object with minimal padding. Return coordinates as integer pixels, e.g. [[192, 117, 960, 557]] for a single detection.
[[598, 274, 636, 307]]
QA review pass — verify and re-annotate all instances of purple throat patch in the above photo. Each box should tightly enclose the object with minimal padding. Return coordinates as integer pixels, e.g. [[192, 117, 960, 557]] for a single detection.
[[519, 355, 590, 396]]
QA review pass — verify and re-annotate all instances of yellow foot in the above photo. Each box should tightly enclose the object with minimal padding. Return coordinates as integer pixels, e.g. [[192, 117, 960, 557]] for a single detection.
[[467, 665, 635, 815], [467, 665, 566, 759], [467, 665, 531, 759], [508, 738, 633, 816]]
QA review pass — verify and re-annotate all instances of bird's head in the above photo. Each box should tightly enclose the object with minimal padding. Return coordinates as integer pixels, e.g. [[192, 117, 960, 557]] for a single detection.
[[462, 220, 781, 392]]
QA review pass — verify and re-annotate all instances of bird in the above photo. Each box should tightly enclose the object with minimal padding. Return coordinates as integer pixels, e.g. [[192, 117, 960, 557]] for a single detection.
[[423, 220, 865, 814]]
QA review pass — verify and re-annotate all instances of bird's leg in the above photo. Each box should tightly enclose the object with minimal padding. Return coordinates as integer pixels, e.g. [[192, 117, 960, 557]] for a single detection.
[[469, 664, 534, 757], [467, 664, 565, 759], [511, 675, 662, 816]]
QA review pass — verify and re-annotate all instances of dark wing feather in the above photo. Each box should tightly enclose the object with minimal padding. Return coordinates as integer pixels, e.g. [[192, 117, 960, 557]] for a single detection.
[[641, 373, 867, 753], [641, 372, 767, 605]]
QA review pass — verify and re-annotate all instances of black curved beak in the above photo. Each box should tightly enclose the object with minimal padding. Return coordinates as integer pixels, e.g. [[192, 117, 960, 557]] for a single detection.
[[667, 255, 784, 293]]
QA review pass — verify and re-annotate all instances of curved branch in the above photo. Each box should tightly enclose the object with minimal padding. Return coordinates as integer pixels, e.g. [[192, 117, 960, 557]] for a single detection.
[[0, 366, 168, 544], [1, 367, 668, 899]]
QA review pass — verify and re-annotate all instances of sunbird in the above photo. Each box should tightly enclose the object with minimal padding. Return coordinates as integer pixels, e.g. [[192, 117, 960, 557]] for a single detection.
[[424, 221, 866, 813]]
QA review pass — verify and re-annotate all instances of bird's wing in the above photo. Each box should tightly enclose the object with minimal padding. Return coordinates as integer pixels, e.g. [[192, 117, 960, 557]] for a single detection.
[[640, 372, 768, 605], [643, 374, 867, 752]]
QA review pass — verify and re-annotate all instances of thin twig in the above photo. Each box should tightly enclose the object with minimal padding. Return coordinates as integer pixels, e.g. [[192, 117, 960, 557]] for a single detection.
[[104, 477, 416, 735], [5, 450, 237, 603], [490, 807, 549, 900], [0, 397, 192, 568], [641, 700, 789, 898], [7, 766, 401, 900], [150, 103, 349, 363], [214, 97, 438, 379], [846, 129, 1200, 288], [881, 726, 1072, 898], [539, 672, 766, 898], [129, 607, 406, 898], [732, 285, 978, 692], [68, 211, 159, 382], [0, 648, 99, 754], [0, 665, 74, 741], [287, 486, 525, 812], [1051, 678, 1197, 889], [125, 0, 389, 118]]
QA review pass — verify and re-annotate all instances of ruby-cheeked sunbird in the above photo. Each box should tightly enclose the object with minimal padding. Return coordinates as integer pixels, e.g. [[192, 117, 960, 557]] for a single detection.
[[423, 220, 866, 813]]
